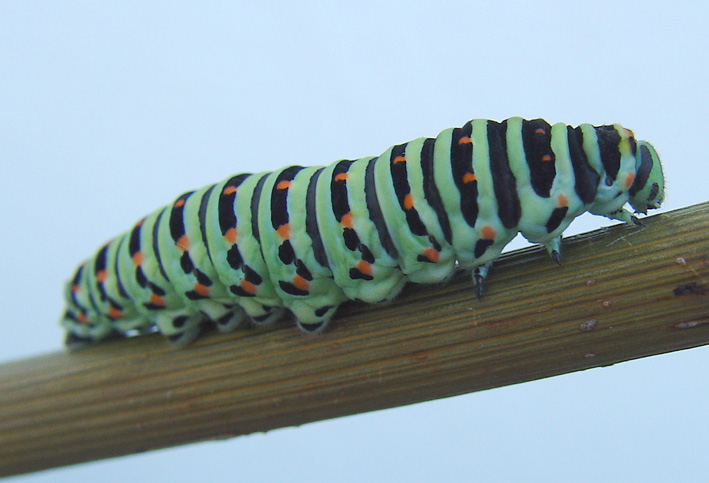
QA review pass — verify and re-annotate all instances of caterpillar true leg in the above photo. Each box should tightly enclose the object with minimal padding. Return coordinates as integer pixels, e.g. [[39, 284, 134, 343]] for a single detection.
[[472, 262, 493, 301], [544, 236, 563, 265]]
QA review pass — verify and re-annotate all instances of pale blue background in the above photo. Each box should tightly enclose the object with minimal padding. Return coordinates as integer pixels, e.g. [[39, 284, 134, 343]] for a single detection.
[[2, 1, 708, 481]]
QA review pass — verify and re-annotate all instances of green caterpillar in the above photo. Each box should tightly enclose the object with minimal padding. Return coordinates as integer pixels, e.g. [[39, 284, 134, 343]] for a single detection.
[[62, 117, 665, 348]]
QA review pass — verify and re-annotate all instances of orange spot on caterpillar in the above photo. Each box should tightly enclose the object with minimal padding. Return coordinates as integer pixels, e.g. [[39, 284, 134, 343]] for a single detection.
[[193, 283, 210, 297], [458, 136, 472, 145], [463, 172, 476, 183], [541, 154, 552, 162], [150, 293, 166, 306], [625, 173, 635, 189], [177, 235, 190, 251], [535, 128, 546, 135], [72, 284, 80, 293], [96, 270, 107, 283], [224, 227, 237, 244], [135, 219, 144, 227], [277, 223, 290, 239], [175, 198, 186, 208], [422, 248, 440, 263], [132, 251, 144, 266], [334, 173, 348, 182], [404, 194, 414, 210], [108, 308, 123, 319], [77, 313, 88, 325], [293, 275, 310, 291], [557, 194, 569, 207], [223, 185, 237, 195], [481, 226, 496, 239], [277, 180, 291, 190], [393, 156, 407, 164], [240, 280, 257, 295], [341, 212, 353, 228], [357, 260, 373, 275]]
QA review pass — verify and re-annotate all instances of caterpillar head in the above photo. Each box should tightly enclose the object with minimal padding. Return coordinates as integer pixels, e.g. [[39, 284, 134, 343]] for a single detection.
[[628, 141, 664, 214]]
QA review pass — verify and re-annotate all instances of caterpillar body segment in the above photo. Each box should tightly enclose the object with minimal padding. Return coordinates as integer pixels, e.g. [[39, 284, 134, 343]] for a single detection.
[[62, 117, 665, 347]]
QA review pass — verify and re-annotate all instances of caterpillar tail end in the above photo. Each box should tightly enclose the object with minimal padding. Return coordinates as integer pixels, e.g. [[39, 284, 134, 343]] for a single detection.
[[64, 329, 126, 351], [65, 331, 96, 351]]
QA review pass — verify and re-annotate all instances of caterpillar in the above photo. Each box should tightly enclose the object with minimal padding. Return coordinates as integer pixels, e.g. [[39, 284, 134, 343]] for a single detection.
[[62, 117, 665, 349]]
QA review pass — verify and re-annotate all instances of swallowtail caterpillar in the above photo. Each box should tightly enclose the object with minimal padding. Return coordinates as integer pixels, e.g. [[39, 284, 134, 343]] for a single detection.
[[62, 117, 664, 348]]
